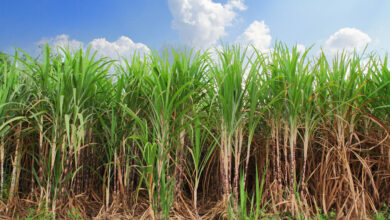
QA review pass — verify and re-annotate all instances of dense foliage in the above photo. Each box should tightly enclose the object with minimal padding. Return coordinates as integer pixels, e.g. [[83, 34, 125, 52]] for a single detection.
[[0, 44, 389, 219]]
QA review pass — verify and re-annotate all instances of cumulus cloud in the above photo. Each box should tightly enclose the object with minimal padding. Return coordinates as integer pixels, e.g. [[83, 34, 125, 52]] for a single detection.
[[37, 35, 150, 60], [296, 44, 306, 54], [236, 20, 272, 52], [168, 0, 246, 48], [90, 36, 150, 60], [38, 34, 83, 51], [324, 28, 372, 55]]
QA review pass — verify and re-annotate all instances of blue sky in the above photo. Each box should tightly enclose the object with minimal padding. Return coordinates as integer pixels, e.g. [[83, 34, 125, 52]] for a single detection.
[[1, 0, 389, 57]]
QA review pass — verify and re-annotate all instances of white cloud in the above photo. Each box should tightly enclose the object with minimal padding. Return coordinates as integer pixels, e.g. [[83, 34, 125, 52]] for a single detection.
[[236, 20, 272, 52], [38, 34, 83, 51], [168, 0, 246, 48], [227, 0, 246, 10], [324, 28, 372, 55], [90, 36, 150, 60], [296, 44, 306, 54], [37, 35, 150, 60]]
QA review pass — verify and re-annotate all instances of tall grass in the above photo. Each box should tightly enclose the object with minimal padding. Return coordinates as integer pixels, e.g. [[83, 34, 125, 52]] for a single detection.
[[0, 43, 389, 219]]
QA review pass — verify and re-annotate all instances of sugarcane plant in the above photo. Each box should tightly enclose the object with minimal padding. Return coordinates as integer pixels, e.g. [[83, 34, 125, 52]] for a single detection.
[[0, 43, 388, 219]]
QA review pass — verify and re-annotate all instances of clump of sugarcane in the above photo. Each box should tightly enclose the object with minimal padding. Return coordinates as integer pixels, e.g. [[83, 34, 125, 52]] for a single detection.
[[0, 43, 389, 219]]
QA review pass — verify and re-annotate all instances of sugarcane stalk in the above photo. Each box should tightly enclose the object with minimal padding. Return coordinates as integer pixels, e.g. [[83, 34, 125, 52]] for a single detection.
[[233, 126, 243, 213], [0, 138, 4, 200], [8, 123, 22, 202]]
